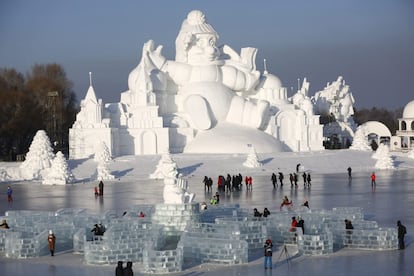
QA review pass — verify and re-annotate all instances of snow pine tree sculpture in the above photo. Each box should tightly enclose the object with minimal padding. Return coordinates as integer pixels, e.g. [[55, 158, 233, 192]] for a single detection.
[[43, 151, 74, 185], [243, 145, 262, 168], [349, 126, 371, 151], [20, 130, 55, 180], [374, 144, 395, 170], [94, 141, 114, 181]]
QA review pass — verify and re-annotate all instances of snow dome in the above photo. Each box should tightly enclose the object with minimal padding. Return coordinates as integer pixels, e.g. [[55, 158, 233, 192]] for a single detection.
[[402, 100, 414, 118]]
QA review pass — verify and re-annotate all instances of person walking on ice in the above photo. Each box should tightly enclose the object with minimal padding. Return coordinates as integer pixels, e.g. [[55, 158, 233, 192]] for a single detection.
[[371, 172, 376, 186], [397, 220, 407, 250], [263, 239, 273, 269], [7, 186, 13, 203], [47, 230, 56, 256], [98, 180, 104, 196]]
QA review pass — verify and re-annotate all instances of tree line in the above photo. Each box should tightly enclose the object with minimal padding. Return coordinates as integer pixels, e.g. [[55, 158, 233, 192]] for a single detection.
[[0, 64, 78, 161], [353, 107, 402, 135]]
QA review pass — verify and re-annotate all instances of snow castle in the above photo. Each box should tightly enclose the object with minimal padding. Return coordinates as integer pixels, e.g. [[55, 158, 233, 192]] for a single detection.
[[69, 10, 324, 159]]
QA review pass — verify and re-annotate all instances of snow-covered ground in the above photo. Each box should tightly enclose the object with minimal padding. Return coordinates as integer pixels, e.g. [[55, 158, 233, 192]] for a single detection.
[[1, 149, 414, 275]]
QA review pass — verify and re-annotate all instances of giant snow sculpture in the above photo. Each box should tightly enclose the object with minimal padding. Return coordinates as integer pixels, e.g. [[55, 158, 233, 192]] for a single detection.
[[312, 76, 357, 147], [69, 10, 324, 158]]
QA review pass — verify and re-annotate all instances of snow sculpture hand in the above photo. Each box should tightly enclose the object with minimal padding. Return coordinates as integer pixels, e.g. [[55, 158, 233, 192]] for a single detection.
[[143, 40, 166, 70]]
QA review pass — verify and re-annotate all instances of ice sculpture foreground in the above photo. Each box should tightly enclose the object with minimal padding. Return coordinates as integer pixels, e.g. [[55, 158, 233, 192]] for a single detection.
[[0, 205, 397, 274], [69, 10, 324, 158]]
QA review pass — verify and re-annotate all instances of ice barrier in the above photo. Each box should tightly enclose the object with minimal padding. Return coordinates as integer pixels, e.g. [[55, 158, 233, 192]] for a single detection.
[[0, 205, 398, 274]]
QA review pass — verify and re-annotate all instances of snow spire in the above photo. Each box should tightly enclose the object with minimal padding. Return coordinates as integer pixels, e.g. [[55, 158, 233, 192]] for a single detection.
[[263, 59, 268, 74], [89, 71, 93, 87], [84, 72, 98, 104]]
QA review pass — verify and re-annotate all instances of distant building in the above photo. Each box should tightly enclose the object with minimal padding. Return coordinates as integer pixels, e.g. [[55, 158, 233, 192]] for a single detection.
[[391, 100, 414, 151]]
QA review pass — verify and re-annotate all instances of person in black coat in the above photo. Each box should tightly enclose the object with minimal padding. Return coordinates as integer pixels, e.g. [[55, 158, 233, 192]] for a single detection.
[[253, 208, 262, 217], [397, 220, 407, 250], [297, 217, 305, 234], [98, 180, 104, 196], [271, 173, 277, 189], [278, 172, 284, 186], [115, 261, 124, 276], [123, 261, 133, 276]]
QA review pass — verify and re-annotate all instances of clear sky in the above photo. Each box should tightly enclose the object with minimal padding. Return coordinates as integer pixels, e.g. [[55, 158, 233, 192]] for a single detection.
[[1, 0, 413, 109]]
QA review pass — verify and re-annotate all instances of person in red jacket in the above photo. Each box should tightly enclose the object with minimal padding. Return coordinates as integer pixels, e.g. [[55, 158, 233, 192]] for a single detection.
[[371, 172, 376, 186], [290, 216, 298, 232]]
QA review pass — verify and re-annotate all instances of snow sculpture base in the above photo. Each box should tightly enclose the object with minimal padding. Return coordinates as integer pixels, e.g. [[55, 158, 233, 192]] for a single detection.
[[184, 123, 290, 153]]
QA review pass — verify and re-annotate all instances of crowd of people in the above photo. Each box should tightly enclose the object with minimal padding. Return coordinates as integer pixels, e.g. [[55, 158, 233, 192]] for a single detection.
[[204, 174, 250, 193]]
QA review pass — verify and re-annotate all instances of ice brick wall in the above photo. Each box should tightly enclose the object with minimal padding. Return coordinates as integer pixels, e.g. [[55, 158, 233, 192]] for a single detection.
[[214, 217, 268, 249], [151, 203, 201, 238], [84, 220, 163, 265], [331, 227, 398, 250], [143, 247, 183, 273], [4, 230, 48, 258], [178, 234, 248, 265], [297, 232, 334, 255]]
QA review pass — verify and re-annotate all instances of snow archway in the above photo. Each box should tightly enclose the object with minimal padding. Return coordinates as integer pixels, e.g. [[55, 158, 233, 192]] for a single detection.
[[361, 121, 391, 145]]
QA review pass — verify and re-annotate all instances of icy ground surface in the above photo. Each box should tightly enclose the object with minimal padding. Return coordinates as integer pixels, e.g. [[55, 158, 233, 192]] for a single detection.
[[0, 150, 414, 275]]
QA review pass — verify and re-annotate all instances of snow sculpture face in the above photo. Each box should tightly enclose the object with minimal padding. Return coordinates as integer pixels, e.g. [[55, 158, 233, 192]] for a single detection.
[[187, 33, 219, 64]]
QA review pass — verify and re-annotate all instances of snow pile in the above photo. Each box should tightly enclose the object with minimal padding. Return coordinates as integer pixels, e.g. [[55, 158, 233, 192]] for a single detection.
[[349, 126, 371, 151], [42, 151, 74, 185], [374, 144, 395, 170], [243, 146, 262, 168], [94, 141, 114, 181], [150, 152, 178, 179], [19, 130, 55, 180], [0, 168, 10, 182], [372, 143, 386, 159], [408, 148, 414, 159]]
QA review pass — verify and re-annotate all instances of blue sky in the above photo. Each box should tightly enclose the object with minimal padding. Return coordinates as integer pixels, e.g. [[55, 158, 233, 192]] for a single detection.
[[1, 0, 413, 109]]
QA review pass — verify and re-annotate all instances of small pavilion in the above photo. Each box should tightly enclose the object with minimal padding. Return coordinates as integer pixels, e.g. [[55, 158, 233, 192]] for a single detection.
[[391, 100, 414, 151]]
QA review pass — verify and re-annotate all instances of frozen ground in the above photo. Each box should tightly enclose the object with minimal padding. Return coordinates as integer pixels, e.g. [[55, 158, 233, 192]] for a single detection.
[[0, 149, 414, 275]]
